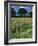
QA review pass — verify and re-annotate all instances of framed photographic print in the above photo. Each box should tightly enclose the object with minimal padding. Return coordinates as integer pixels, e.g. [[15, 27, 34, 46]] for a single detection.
[[4, 1, 37, 45]]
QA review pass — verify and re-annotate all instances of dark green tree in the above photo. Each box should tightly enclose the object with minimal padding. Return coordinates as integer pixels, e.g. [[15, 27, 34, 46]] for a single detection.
[[17, 8, 27, 17], [11, 8, 16, 17], [29, 11, 32, 17]]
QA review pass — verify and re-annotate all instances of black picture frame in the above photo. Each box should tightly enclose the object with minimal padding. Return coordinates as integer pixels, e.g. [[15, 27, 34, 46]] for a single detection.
[[4, 1, 37, 45]]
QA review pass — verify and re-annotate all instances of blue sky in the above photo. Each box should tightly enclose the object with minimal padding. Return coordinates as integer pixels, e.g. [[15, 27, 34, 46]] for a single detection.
[[11, 5, 32, 13]]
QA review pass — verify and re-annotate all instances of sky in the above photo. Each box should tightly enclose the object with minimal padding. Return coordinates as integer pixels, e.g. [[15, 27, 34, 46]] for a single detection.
[[11, 5, 32, 13]]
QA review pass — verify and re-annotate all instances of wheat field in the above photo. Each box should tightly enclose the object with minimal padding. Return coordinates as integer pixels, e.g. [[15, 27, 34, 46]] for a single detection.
[[10, 18, 32, 39]]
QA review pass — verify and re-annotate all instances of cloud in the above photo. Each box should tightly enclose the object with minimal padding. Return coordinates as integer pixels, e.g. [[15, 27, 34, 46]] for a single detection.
[[19, 6, 25, 8], [19, 6, 30, 9], [11, 6, 14, 8]]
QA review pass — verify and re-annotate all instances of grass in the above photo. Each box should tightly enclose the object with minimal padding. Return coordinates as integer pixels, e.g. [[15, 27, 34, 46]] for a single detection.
[[10, 17, 32, 39]]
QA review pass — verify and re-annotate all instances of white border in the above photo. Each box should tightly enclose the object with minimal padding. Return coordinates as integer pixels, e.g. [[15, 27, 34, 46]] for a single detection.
[[8, 3, 36, 43]]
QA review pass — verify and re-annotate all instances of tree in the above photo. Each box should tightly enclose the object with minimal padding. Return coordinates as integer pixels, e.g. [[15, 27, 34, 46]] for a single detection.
[[29, 11, 32, 17], [17, 8, 27, 17], [11, 8, 16, 17]]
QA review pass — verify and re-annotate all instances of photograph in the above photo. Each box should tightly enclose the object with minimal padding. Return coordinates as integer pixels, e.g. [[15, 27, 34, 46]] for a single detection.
[[10, 5, 32, 39]]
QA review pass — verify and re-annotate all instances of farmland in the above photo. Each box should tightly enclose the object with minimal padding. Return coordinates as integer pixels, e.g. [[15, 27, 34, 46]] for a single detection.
[[10, 18, 32, 39]]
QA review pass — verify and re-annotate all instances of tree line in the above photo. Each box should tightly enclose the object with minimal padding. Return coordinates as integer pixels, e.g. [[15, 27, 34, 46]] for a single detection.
[[11, 8, 32, 17]]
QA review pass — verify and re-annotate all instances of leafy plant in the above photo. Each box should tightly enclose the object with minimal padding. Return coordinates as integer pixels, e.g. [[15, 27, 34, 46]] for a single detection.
[[10, 18, 32, 39]]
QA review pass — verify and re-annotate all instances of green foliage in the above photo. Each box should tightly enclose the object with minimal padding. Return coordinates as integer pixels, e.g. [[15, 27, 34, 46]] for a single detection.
[[29, 11, 32, 17], [11, 8, 16, 17], [10, 18, 32, 39], [17, 8, 27, 17]]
